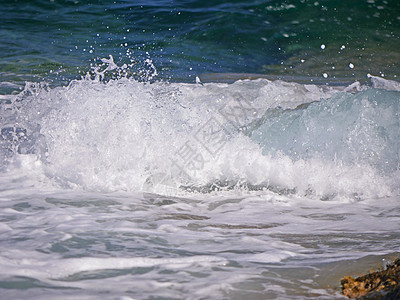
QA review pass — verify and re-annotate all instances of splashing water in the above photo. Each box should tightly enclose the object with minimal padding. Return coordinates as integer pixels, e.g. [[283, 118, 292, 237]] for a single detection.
[[1, 58, 399, 202], [1, 1, 400, 298]]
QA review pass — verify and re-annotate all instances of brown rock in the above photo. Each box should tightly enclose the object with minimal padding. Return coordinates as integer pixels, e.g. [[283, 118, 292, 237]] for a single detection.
[[341, 258, 400, 299]]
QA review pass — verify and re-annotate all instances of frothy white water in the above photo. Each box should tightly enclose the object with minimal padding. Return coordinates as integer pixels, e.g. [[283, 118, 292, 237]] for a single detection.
[[0, 183, 399, 299], [1, 69, 399, 201], [0, 68, 399, 298]]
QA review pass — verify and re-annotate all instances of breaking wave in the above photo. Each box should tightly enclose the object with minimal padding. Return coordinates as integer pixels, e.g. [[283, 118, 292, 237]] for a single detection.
[[1, 58, 399, 201]]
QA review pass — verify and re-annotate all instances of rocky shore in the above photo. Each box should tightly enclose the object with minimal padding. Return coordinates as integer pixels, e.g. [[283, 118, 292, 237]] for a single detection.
[[341, 258, 400, 299]]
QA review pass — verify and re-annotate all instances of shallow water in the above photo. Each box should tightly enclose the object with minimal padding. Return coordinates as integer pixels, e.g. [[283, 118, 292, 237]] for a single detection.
[[1, 183, 400, 299], [1, 73, 400, 299], [1, 0, 400, 299]]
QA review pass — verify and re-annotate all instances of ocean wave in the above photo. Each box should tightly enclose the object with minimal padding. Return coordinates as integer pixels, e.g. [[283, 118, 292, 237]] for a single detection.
[[0, 60, 399, 200]]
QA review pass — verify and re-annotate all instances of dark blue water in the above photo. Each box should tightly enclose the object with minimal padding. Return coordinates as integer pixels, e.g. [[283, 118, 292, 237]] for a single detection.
[[1, 0, 399, 90]]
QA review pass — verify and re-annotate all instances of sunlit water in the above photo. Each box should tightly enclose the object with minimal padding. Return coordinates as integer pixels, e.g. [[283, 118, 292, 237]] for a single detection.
[[1, 0, 400, 299], [1, 65, 399, 298]]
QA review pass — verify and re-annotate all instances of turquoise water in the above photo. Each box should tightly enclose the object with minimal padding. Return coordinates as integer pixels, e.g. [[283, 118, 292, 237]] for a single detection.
[[1, 0, 399, 88], [0, 1, 400, 299]]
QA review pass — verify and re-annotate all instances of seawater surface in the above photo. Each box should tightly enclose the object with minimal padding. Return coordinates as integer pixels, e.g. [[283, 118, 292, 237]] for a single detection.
[[1, 0, 399, 87], [0, 0, 400, 299], [1, 70, 400, 299]]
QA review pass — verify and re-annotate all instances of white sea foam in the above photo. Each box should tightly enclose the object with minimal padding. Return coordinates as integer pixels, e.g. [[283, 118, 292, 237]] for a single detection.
[[0, 68, 399, 202], [0, 252, 227, 279], [0, 167, 399, 299], [368, 73, 400, 91]]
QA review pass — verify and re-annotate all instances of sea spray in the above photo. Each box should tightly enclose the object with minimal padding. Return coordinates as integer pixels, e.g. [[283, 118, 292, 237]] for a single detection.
[[1, 59, 399, 200]]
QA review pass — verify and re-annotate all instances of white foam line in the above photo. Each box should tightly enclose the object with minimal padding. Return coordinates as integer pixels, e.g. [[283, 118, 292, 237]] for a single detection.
[[0, 255, 228, 279]]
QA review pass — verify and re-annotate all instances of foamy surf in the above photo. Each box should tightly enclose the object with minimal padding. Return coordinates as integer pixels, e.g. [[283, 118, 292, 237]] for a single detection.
[[2, 0, 400, 298], [0, 57, 399, 300], [1, 61, 399, 201]]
